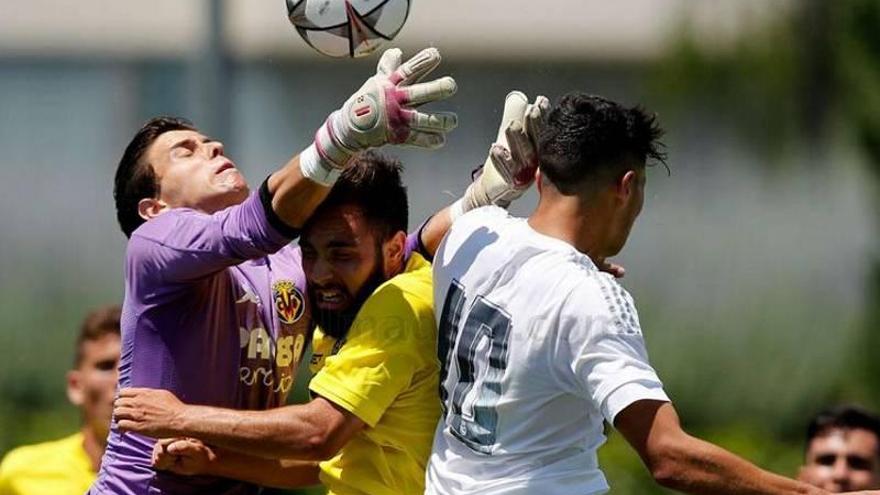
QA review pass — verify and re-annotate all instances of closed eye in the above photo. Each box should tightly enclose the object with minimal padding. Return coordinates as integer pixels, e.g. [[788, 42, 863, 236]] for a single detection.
[[171, 138, 198, 157], [329, 249, 358, 262]]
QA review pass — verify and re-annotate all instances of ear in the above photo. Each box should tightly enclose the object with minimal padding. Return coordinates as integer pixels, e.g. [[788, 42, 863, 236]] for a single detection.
[[137, 197, 169, 222], [66, 369, 84, 407], [382, 231, 407, 278], [535, 169, 544, 194], [616, 170, 638, 201]]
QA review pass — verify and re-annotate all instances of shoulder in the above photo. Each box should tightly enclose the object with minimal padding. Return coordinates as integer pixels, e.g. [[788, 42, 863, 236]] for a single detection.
[[360, 281, 426, 328], [351, 255, 435, 341], [379, 253, 433, 312], [128, 208, 213, 253], [439, 206, 519, 262], [449, 205, 514, 237], [566, 273, 643, 336], [459, 204, 511, 223], [0, 433, 83, 476]]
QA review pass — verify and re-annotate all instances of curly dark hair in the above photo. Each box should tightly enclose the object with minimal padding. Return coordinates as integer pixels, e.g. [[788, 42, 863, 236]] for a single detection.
[[538, 92, 666, 195], [316, 150, 408, 241], [114, 116, 197, 237], [73, 304, 121, 367]]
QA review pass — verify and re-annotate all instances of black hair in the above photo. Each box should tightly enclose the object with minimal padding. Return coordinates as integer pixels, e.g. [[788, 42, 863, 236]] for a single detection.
[[114, 116, 197, 237], [538, 92, 667, 195], [73, 304, 121, 367], [806, 404, 880, 456], [318, 150, 408, 240]]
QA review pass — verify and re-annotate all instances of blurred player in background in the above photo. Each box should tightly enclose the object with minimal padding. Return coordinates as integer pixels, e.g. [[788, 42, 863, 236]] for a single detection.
[[0, 305, 121, 495], [427, 92, 879, 495], [799, 405, 880, 491], [90, 47, 459, 495], [112, 91, 551, 494]]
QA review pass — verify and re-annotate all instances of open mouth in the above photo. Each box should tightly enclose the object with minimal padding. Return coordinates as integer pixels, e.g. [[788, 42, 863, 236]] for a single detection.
[[315, 288, 348, 310], [215, 161, 236, 175]]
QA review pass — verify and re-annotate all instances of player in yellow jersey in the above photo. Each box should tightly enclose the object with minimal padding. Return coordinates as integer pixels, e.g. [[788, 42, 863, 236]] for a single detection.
[[305, 214, 437, 494], [110, 90, 551, 493], [0, 305, 121, 495]]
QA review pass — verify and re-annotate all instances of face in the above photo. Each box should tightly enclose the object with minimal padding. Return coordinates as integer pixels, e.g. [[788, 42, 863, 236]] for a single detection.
[[301, 204, 404, 337], [799, 428, 880, 491], [606, 165, 646, 256], [142, 129, 249, 217], [67, 333, 121, 444]]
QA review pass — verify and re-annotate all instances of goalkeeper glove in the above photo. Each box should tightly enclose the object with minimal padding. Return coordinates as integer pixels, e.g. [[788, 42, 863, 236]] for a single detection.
[[452, 91, 549, 220], [301, 47, 458, 186]]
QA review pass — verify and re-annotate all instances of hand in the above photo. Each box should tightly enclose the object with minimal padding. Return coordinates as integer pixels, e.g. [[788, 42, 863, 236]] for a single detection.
[[113, 387, 186, 438], [152, 437, 217, 476], [595, 257, 626, 279], [300, 47, 458, 185], [453, 91, 549, 219]]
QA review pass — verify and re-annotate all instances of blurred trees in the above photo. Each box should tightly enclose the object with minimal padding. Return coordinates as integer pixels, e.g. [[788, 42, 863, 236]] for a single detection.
[[839, 0, 880, 399], [611, 1, 880, 491], [653, 0, 880, 407]]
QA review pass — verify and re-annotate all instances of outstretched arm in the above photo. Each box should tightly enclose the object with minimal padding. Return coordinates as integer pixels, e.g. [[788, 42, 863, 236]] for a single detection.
[[131, 48, 457, 284], [115, 388, 364, 460], [616, 400, 830, 495], [269, 47, 457, 230], [414, 91, 549, 258]]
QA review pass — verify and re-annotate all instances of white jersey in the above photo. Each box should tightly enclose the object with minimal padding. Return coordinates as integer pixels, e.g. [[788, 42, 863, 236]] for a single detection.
[[426, 207, 669, 495]]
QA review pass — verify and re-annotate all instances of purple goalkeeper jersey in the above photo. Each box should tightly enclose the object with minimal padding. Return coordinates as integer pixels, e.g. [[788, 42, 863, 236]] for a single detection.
[[91, 185, 311, 495]]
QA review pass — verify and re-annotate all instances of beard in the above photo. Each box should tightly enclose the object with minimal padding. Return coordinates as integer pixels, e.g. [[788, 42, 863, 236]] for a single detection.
[[310, 253, 387, 340]]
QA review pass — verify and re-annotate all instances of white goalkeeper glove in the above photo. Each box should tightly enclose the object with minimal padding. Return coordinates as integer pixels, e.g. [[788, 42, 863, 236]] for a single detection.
[[300, 47, 458, 186], [451, 91, 549, 220]]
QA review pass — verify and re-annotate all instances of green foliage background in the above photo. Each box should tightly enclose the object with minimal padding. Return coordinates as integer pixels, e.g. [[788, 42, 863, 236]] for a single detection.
[[2, 2, 879, 494]]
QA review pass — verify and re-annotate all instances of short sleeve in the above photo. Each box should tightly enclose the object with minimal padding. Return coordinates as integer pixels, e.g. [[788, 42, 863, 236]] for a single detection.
[[309, 285, 423, 427], [566, 277, 669, 424]]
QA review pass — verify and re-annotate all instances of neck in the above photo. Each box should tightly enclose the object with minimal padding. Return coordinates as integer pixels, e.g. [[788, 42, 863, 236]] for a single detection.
[[528, 193, 610, 262], [387, 258, 406, 279], [80, 424, 106, 472]]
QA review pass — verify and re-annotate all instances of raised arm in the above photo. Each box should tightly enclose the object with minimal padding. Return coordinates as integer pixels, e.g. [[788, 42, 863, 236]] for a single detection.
[[616, 400, 828, 495], [130, 47, 457, 284], [269, 47, 457, 229], [415, 91, 549, 258]]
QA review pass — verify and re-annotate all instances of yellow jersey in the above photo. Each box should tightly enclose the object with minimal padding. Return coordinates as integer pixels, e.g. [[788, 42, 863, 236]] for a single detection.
[[309, 253, 440, 495], [0, 432, 95, 495]]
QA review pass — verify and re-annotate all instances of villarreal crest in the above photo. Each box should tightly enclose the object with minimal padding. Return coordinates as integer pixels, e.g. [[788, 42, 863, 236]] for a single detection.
[[272, 280, 305, 325]]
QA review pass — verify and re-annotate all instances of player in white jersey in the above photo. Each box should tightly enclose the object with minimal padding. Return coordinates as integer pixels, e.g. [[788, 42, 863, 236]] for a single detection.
[[428, 93, 878, 495]]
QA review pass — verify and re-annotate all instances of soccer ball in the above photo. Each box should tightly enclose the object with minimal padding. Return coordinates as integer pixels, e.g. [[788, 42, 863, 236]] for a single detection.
[[286, 0, 411, 58]]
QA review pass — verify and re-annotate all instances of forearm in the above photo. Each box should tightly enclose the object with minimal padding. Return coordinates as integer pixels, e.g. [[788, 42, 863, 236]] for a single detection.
[[175, 404, 327, 460], [206, 449, 321, 489], [267, 156, 332, 229], [653, 435, 824, 495]]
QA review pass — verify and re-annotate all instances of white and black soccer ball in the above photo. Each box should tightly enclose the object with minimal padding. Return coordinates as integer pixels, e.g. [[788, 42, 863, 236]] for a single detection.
[[286, 0, 411, 58]]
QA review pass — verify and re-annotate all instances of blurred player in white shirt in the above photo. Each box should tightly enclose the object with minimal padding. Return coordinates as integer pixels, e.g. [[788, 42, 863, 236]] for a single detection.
[[427, 93, 878, 495]]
